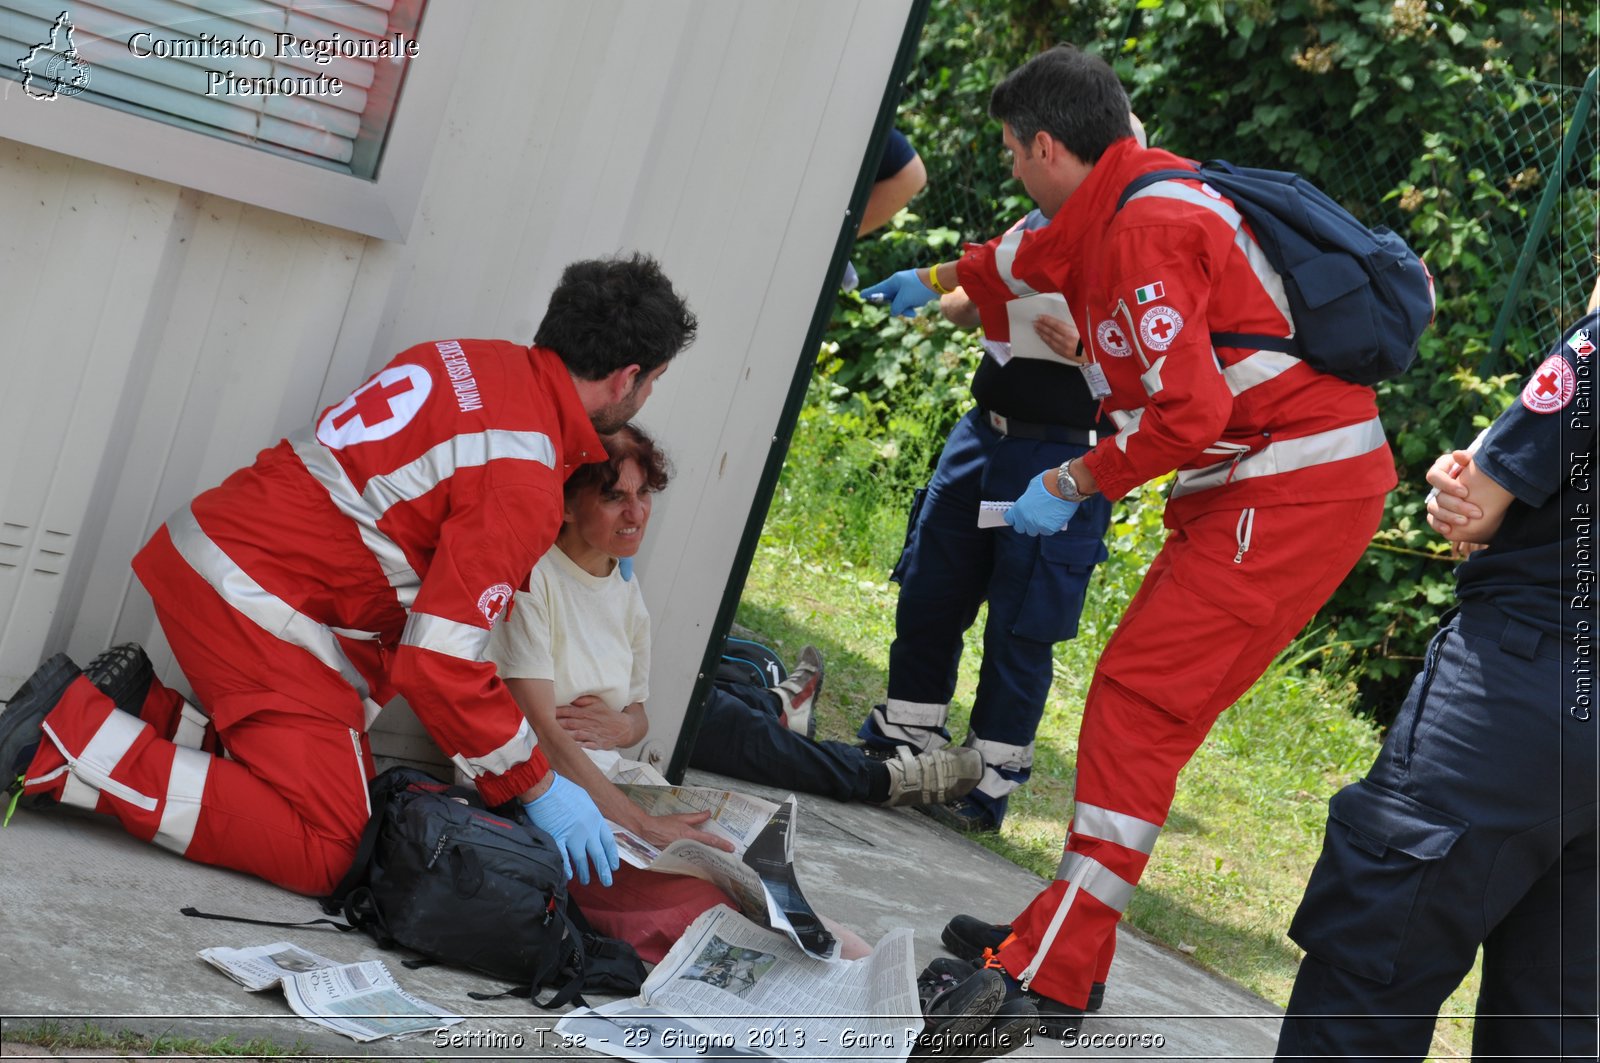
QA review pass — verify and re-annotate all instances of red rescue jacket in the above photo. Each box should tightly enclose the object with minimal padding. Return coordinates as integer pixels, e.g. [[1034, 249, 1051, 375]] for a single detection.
[[134, 341, 604, 805], [959, 139, 1397, 522]]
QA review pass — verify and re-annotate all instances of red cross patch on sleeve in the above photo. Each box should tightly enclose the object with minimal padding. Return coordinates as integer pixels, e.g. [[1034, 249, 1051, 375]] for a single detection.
[[1520, 354, 1576, 414]]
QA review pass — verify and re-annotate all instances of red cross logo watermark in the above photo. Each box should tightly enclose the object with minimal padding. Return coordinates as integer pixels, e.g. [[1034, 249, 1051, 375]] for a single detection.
[[1096, 319, 1132, 358], [1139, 305, 1185, 352], [317, 364, 434, 448], [1520, 354, 1575, 414]]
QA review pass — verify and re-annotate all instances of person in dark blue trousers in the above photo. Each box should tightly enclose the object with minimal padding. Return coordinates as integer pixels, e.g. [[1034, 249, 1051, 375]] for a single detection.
[[854, 210, 1112, 833], [1275, 294, 1599, 1061]]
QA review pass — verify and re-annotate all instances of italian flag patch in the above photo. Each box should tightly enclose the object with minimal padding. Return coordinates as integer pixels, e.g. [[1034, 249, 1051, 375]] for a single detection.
[[1134, 281, 1165, 304]]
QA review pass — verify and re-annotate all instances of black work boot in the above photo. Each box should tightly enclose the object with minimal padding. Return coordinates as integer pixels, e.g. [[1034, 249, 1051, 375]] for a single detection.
[[1, 654, 81, 801], [941, 914, 1107, 1011]]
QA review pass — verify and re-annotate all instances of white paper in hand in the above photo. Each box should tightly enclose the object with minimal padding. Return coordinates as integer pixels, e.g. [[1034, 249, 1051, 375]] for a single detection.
[[979, 500, 1074, 531], [1004, 292, 1078, 362]]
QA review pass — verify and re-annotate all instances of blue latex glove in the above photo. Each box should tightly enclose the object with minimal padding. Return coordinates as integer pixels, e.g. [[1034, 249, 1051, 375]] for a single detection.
[[1005, 472, 1080, 537], [521, 774, 619, 887], [618, 557, 634, 581], [861, 268, 937, 317]]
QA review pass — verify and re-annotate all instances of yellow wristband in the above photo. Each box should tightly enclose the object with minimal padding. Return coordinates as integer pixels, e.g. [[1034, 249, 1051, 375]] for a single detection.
[[926, 265, 952, 296]]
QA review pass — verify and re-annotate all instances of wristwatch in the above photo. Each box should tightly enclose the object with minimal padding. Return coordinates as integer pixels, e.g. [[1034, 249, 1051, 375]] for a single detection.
[[1055, 459, 1091, 503]]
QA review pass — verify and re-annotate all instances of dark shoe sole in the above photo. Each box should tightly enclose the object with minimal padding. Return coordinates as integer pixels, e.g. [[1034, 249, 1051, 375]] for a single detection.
[[920, 968, 1005, 1050], [1, 653, 80, 789], [1032, 1000, 1085, 1038], [84, 643, 152, 718], [917, 800, 1001, 834], [976, 998, 1039, 1057]]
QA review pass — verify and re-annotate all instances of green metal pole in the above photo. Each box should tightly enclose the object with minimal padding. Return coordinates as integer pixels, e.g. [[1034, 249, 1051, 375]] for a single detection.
[[1478, 67, 1597, 379]]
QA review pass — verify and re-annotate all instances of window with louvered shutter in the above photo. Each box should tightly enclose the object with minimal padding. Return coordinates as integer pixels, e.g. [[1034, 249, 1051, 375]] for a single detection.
[[2, 0, 426, 179]]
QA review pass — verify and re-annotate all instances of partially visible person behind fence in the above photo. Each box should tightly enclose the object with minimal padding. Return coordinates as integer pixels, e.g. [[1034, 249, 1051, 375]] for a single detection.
[[841, 127, 928, 291], [853, 117, 1146, 837], [0, 254, 699, 898], [487, 423, 976, 960], [1274, 281, 1598, 1062]]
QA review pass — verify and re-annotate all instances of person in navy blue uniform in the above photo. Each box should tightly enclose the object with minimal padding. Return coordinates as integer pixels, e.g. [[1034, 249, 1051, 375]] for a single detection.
[[1275, 287, 1599, 1061], [854, 208, 1113, 833]]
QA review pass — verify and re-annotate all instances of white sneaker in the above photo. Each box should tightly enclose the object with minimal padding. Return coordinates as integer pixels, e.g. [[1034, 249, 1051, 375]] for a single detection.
[[881, 746, 984, 807], [772, 646, 823, 739]]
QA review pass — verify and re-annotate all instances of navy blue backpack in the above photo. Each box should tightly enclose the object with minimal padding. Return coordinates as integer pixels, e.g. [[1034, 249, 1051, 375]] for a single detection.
[[1117, 161, 1434, 385]]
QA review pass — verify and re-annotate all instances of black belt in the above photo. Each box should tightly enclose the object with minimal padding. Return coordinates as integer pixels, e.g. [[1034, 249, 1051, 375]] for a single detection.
[[980, 409, 1098, 446]]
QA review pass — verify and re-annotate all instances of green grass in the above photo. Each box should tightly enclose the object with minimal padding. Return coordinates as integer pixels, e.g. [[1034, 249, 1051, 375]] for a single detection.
[[736, 533, 1483, 1060], [3, 1019, 322, 1059]]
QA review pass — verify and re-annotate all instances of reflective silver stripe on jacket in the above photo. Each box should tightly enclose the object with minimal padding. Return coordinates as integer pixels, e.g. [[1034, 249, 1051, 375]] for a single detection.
[[1123, 181, 1294, 331], [993, 225, 1039, 298], [1140, 355, 1167, 398], [166, 505, 372, 701], [1171, 415, 1388, 499], [450, 716, 537, 779], [292, 429, 557, 609], [362, 429, 555, 514], [1073, 802, 1162, 855], [293, 437, 422, 610], [1053, 849, 1137, 913], [1223, 348, 1304, 396], [1109, 407, 1144, 454], [401, 611, 493, 662]]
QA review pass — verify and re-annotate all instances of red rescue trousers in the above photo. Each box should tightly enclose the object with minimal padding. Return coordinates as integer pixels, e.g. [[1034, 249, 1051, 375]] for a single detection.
[[20, 528, 379, 896], [997, 495, 1387, 1007]]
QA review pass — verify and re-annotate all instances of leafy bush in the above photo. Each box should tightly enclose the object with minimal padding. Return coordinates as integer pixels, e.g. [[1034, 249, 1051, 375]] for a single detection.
[[830, 0, 1596, 714]]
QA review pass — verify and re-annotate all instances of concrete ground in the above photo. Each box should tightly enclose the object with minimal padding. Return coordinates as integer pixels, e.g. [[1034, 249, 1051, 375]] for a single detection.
[[0, 766, 1283, 1061]]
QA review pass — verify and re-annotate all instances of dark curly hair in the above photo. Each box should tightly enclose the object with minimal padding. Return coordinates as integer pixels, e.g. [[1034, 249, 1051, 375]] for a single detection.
[[565, 422, 670, 502], [534, 253, 698, 381]]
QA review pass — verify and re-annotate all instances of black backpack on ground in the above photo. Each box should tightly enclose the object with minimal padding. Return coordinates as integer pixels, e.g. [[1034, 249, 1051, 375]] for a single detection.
[[714, 635, 787, 689], [181, 766, 645, 1004], [1117, 160, 1434, 385], [321, 767, 588, 1007]]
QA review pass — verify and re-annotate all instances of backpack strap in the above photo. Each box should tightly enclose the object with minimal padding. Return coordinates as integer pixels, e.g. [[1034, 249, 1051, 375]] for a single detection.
[[466, 903, 588, 1009], [319, 779, 393, 915], [1115, 166, 1302, 358], [179, 906, 354, 932]]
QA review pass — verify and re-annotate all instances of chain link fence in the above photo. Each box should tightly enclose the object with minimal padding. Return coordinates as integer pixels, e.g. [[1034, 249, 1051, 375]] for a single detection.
[[873, 67, 1597, 378]]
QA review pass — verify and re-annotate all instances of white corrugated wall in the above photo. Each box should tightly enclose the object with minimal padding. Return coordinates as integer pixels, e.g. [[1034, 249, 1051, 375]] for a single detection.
[[0, 0, 912, 769]]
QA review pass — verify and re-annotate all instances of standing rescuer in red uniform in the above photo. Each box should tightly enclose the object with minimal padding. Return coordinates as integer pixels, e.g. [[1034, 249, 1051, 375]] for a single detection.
[[0, 253, 697, 897], [865, 46, 1396, 1033]]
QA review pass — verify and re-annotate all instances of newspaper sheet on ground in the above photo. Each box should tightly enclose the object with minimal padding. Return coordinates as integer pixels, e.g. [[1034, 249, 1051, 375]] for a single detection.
[[199, 944, 462, 1042], [598, 760, 838, 960], [554, 906, 919, 1063]]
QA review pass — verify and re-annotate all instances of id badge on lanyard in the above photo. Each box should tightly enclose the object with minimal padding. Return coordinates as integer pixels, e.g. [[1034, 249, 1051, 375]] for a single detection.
[[1080, 362, 1112, 400], [1080, 306, 1113, 399]]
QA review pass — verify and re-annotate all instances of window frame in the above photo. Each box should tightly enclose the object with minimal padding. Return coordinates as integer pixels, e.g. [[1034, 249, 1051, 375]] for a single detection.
[[0, 2, 471, 241]]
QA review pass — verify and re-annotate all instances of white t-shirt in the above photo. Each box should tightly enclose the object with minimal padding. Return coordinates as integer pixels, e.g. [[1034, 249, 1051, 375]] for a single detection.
[[490, 545, 651, 712]]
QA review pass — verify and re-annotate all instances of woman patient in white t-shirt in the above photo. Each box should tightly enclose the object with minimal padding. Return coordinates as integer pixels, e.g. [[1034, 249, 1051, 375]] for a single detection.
[[488, 423, 880, 962]]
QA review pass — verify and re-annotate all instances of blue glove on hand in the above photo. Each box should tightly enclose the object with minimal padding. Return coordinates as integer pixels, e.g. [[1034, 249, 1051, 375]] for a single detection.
[[861, 269, 937, 317], [522, 774, 619, 887], [1005, 472, 1079, 537], [618, 557, 634, 581]]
